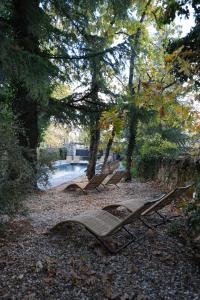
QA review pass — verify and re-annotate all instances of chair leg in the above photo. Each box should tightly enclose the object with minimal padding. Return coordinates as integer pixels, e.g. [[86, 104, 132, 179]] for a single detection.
[[142, 211, 181, 228], [155, 211, 166, 220], [86, 226, 138, 254], [139, 217, 154, 230]]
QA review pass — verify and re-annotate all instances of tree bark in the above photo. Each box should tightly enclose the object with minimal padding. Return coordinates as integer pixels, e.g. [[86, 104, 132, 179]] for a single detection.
[[86, 120, 100, 180], [11, 0, 40, 178], [102, 127, 115, 172], [126, 104, 137, 181], [86, 41, 102, 180], [125, 0, 151, 181]]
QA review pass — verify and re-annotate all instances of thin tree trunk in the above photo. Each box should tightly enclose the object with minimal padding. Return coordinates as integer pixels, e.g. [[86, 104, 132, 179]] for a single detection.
[[102, 127, 115, 172], [86, 121, 100, 180], [125, 0, 151, 181], [86, 44, 102, 180], [12, 86, 38, 169], [126, 105, 137, 180]]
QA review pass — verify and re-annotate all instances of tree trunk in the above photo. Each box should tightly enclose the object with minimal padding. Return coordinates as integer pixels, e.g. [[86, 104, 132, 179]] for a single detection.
[[12, 86, 38, 169], [125, 0, 151, 181], [86, 121, 100, 180], [125, 43, 137, 181], [126, 105, 137, 180], [86, 45, 102, 180], [11, 0, 40, 179], [102, 127, 115, 172]]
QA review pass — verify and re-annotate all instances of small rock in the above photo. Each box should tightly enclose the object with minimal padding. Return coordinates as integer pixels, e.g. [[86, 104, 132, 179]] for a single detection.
[[136, 293, 148, 300], [120, 293, 129, 300], [36, 260, 43, 272]]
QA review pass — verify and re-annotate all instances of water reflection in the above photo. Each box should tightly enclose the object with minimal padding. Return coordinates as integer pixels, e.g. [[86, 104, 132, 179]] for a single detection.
[[39, 162, 87, 189]]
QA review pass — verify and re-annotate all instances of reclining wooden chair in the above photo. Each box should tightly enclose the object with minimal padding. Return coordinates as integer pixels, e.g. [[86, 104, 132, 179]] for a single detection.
[[63, 173, 108, 194], [103, 171, 126, 188], [103, 184, 194, 226], [50, 200, 155, 254], [141, 184, 194, 225], [52, 184, 193, 254]]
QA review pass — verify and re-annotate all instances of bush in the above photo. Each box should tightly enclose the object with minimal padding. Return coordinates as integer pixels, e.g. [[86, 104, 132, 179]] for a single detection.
[[0, 106, 35, 216], [139, 133, 178, 159], [38, 148, 60, 162], [185, 177, 200, 237], [131, 167, 138, 178]]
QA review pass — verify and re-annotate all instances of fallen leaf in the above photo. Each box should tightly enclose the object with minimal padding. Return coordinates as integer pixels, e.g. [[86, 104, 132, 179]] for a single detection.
[[129, 265, 139, 273], [104, 286, 112, 299], [86, 275, 97, 285], [102, 272, 114, 283]]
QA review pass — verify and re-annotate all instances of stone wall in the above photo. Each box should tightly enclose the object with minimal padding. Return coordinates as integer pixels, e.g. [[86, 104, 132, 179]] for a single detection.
[[138, 156, 200, 190]]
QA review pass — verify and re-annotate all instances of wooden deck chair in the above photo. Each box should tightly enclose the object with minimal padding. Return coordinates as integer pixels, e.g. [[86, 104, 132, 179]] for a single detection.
[[103, 171, 126, 188], [103, 184, 193, 226], [50, 200, 155, 254], [63, 173, 108, 194], [141, 184, 194, 225], [108, 160, 120, 174]]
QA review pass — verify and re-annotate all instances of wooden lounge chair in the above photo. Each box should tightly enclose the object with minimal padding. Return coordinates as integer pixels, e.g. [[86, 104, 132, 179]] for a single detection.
[[141, 184, 194, 224], [50, 201, 155, 254], [63, 173, 108, 194], [101, 160, 120, 174], [103, 184, 194, 226], [103, 171, 126, 188]]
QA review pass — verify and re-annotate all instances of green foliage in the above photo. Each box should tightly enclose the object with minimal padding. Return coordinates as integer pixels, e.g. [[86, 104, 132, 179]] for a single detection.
[[0, 106, 34, 215], [167, 220, 182, 236], [161, 0, 200, 86], [131, 167, 138, 178], [138, 132, 178, 159], [38, 149, 61, 163], [194, 176, 200, 201], [186, 203, 200, 237], [136, 118, 190, 160], [185, 177, 200, 237]]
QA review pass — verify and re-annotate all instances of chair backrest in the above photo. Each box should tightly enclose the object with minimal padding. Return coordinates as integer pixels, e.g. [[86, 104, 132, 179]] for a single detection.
[[99, 156, 105, 163], [109, 160, 120, 173], [108, 201, 154, 234], [142, 184, 194, 216], [106, 171, 126, 185], [85, 173, 108, 190], [108, 184, 194, 234]]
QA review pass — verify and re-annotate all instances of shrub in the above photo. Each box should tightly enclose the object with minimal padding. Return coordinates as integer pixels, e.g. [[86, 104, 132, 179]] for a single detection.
[[139, 133, 178, 159], [0, 105, 35, 216], [131, 167, 138, 178], [185, 177, 200, 237]]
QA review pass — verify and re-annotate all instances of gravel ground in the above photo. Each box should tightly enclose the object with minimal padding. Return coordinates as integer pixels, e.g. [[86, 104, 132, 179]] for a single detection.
[[0, 177, 199, 300]]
